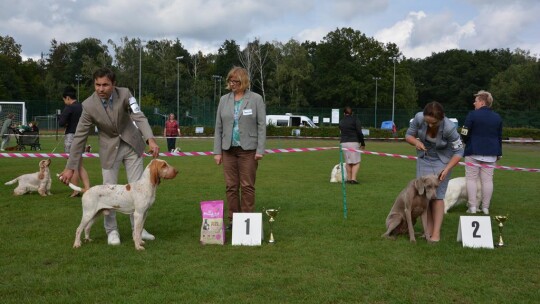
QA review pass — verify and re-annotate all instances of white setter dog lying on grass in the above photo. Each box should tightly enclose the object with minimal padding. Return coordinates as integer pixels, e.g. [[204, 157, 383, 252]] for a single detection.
[[70, 159, 178, 250], [5, 159, 52, 196]]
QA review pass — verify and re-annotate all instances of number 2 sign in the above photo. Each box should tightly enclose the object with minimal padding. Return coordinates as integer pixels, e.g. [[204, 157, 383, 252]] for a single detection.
[[457, 216, 494, 249], [232, 213, 263, 246]]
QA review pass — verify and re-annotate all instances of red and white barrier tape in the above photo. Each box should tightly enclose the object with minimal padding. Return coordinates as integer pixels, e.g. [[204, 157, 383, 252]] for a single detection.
[[0, 147, 335, 159], [342, 148, 540, 173], [1, 146, 538, 172]]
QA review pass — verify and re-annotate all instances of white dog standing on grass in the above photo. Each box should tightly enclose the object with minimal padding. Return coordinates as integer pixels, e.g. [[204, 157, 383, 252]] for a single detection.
[[5, 159, 52, 196], [443, 177, 482, 213], [71, 159, 178, 250], [330, 163, 348, 183]]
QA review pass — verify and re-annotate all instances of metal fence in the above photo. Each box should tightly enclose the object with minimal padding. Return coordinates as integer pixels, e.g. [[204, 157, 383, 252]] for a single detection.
[[16, 99, 540, 130]]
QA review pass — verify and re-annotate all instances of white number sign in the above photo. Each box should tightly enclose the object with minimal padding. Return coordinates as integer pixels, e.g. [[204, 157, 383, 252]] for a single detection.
[[457, 216, 494, 249], [232, 213, 263, 246]]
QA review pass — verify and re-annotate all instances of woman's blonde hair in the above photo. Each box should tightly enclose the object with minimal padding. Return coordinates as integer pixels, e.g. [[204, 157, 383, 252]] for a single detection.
[[226, 66, 250, 91]]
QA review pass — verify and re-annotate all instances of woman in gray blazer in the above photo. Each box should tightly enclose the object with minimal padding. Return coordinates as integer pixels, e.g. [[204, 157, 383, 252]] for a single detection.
[[406, 101, 464, 242], [213, 67, 266, 230]]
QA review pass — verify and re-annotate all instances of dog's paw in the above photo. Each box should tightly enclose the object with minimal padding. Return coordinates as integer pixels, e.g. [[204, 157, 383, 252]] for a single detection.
[[381, 233, 396, 240], [83, 238, 92, 243], [135, 245, 145, 251], [409, 239, 417, 244], [73, 242, 81, 248]]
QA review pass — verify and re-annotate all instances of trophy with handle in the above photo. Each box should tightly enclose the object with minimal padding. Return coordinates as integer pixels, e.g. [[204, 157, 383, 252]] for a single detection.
[[493, 215, 508, 247], [263, 207, 280, 244]]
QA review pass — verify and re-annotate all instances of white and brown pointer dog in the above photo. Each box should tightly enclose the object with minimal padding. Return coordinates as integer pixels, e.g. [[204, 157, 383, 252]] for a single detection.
[[70, 159, 178, 250]]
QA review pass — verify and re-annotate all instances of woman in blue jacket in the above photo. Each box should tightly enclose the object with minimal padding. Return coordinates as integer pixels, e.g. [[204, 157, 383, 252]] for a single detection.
[[461, 90, 502, 215]]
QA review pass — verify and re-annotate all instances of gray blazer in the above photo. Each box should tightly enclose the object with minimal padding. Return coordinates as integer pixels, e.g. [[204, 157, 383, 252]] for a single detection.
[[213, 90, 266, 155], [66, 87, 154, 170], [406, 112, 464, 163]]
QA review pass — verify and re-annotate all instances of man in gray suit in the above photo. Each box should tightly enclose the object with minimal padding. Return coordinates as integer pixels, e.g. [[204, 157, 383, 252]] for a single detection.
[[59, 67, 159, 246]]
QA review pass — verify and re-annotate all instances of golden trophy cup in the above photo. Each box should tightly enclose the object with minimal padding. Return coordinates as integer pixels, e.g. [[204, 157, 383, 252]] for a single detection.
[[263, 208, 280, 244], [493, 215, 508, 247]]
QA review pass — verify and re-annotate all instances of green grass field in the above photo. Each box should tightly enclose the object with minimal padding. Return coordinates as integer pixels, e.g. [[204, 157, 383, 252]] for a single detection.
[[1, 136, 539, 303]]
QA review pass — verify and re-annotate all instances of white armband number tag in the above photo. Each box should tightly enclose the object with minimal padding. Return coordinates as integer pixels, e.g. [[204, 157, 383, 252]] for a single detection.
[[129, 97, 141, 113]]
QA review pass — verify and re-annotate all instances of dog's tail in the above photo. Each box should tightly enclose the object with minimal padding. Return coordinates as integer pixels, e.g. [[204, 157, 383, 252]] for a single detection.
[[68, 183, 84, 193], [56, 174, 87, 193], [4, 178, 18, 185]]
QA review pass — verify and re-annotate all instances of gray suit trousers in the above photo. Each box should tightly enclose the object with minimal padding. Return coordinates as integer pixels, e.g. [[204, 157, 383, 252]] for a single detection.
[[102, 141, 144, 234]]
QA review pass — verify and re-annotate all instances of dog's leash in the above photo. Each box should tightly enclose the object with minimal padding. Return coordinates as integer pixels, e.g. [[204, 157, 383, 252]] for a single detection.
[[50, 134, 65, 153]]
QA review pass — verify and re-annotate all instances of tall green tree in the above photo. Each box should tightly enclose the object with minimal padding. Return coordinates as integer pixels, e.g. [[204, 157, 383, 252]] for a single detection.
[[490, 61, 540, 111], [269, 39, 313, 110]]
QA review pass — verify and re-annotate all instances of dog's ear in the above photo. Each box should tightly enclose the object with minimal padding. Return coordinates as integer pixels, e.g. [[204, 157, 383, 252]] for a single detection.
[[38, 168, 44, 180], [149, 160, 161, 186], [415, 178, 425, 195]]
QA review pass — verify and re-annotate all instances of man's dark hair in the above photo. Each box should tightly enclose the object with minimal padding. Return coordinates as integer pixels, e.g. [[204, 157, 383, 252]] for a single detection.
[[62, 86, 77, 99], [93, 67, 116, 83]]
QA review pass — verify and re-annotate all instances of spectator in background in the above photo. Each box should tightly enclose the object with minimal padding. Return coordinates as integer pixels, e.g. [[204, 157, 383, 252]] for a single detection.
[[59, 86, 90, 197], [28, 121, 39, 133], [461, 90, 503, 215], [1, 113, 15, 151], [213, 67, 266, 230], [406, 101, 464, 243], [338, 106, 366, 184], [164, 113, 181, 152], [58, 68, 159, 246]]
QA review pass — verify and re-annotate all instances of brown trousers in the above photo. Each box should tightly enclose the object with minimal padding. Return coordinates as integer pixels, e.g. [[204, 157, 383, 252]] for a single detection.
[[222, 147, 258, 221]]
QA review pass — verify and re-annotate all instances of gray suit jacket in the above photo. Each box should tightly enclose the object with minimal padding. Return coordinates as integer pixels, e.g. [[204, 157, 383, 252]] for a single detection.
[[66, 87, 154, 170], [213, 90, 266, 155], [406, 112, 464, 163]]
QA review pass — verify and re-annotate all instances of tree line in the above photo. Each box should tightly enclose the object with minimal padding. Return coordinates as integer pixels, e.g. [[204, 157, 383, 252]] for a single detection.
[[1, 27, 539, 116]]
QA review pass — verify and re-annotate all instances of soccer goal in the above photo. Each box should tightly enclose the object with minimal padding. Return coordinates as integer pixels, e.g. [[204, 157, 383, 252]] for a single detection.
[[0, 101, 27, 125], [0, 101, 27, 126]]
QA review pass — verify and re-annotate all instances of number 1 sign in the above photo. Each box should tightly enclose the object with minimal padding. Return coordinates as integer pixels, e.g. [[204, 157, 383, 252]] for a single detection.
[[457, 216, 494, 249], [232, 213, 263, 246]]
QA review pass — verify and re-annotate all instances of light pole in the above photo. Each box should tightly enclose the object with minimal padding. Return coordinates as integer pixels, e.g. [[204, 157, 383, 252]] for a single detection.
[[212, 75, 222, 125], [176, 56, 184, 121], [138, 40, 146, 107], [372, 76, 381, 128], [75, 74, 82, 101], [389, 56, 398, 123], [212, 75, 222, 101]]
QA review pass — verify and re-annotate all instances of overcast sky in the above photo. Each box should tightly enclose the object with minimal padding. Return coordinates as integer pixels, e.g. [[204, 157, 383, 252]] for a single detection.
[[1, 0, 539, 60]]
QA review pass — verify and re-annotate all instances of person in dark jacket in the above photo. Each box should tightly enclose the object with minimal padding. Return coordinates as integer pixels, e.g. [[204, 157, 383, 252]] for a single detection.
[[338, 106, 366, 184], [461, 90, 502, 215], [59, 86, 90, 197]]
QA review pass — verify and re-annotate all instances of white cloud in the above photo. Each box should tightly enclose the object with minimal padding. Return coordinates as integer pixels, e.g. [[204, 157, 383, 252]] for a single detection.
[[297, 27, 331, 43], [461, 3, 539, 51], [1, 0, 539, 60]]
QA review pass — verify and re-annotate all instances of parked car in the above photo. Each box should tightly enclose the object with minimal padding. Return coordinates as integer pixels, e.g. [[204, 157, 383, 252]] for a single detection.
[[266, 113, 318, 128]]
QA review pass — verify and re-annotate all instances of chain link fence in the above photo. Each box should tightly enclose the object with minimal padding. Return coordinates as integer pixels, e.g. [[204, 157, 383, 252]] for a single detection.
[[15, 99, 540, 131]]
